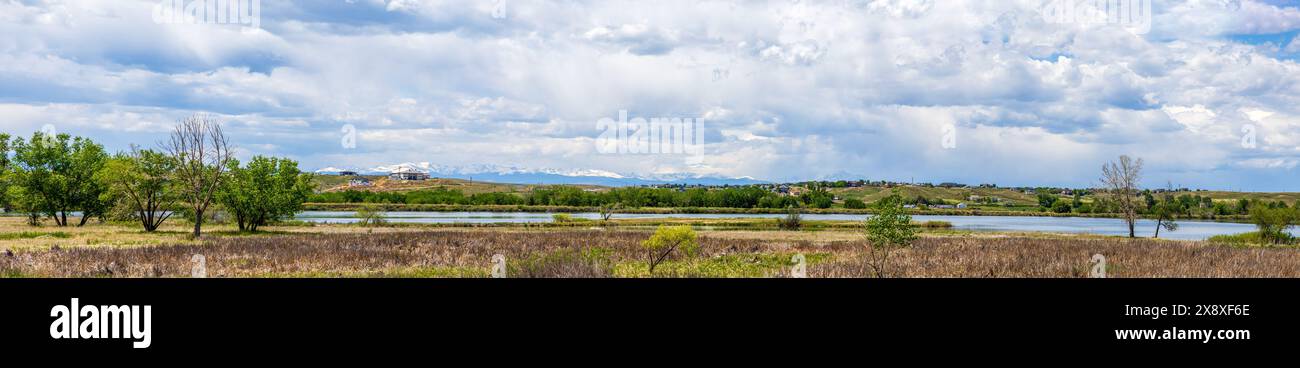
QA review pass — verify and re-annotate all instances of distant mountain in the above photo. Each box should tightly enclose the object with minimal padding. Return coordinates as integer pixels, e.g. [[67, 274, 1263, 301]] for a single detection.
[[313, 163, 768, 187]]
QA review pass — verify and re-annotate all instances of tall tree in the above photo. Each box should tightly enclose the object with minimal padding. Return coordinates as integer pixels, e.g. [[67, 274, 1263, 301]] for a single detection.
[[163, 115, 232, 238], [1100, 155, 1143, 238], [67, 137, 110, 226], [8, 132, 109, 226], [0, 133, 10, 211], [217, 156, 314, 232], [98, 147, 178, 232]]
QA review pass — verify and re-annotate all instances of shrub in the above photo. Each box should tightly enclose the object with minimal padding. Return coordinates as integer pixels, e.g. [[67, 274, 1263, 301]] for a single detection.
[[1051, 201, 1072, 213], [552, 213, 573, 223], [641, 225, 700, 274], [1249, 205, 1297, 244], [864, 194, 916, 278], [776, 206, 802, 230], [355, 206, 387, 227], [598, 202, 621, 222], [843, 198, 867, 209]]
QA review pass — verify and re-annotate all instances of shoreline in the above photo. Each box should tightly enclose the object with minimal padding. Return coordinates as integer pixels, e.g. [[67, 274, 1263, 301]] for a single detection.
[[301, 202, 1255, 223]]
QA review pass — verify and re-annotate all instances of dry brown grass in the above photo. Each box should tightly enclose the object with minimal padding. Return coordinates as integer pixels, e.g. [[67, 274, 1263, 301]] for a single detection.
[[812, 237, 1300, 278], [0, 229, 813, 278], [3, 226, 1300, 278]]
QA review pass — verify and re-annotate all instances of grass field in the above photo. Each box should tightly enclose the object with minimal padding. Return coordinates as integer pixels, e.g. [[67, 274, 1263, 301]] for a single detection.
[[314, 175, 603, 195], [829, 185, 1042, 206], [2, 216, 1297, 278]]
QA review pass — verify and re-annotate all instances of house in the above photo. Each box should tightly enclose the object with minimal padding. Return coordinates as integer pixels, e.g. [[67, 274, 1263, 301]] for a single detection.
[[348, 177, 372, 187], [388, 167, 430, 181]]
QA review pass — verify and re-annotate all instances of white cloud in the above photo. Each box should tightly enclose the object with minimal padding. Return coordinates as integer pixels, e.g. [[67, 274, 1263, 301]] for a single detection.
[[0, 0, 1298, 189]]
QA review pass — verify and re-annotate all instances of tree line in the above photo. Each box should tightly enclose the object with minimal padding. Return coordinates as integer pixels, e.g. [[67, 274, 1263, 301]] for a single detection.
[[0, 115, 314, 237], [310, 184, 836, 209]]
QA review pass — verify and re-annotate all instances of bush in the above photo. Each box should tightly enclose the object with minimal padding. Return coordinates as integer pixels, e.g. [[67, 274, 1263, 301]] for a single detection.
[[552, 213, 573, 223], [641, 225, 700, 274], [776, 206, 802, 230], [864, 194, 916, 278], [843, 198, 867, 209], [355, 206, 387, 227], [1051, 201, 1072, 213], [1249, 205, 1298, 244]]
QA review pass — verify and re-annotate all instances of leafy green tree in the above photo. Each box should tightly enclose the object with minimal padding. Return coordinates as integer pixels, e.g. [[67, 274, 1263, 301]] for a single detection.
[[97, 147, 178, 232], [217, 156, 315, 232], [641, 225, 699, 274], [864, 194, 917, 278], [8, 132, 109, 226], [1037, 191, 1059, 208], [800, 183, 833, 209], [1249, 204, 1297, 244], [0, 133, 10, 211]]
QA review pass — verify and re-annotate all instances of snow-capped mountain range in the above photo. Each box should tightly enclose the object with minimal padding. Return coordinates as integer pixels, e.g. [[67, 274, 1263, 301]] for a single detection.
[[314, 163, 767, 187]]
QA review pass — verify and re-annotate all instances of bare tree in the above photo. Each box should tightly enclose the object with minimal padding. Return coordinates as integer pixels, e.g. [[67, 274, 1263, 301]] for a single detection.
[[162, 115, 232, 238], [1100, 155, 1143, 238]]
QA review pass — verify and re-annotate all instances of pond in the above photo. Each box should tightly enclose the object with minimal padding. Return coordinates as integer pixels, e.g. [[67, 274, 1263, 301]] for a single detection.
[[293, 211, 1297, 241]]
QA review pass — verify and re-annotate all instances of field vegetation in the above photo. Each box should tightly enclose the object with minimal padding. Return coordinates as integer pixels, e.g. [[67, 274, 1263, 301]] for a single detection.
[[6, 224, 1300, 278]]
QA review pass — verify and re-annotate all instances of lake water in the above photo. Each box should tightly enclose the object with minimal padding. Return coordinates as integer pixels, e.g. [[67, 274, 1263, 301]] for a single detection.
[[293, 211, 1298, 241]]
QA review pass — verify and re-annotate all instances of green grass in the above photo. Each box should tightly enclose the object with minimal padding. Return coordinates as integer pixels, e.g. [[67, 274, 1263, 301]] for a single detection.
[[254, 266, 490, 278], [1208, 231, 1298, 247], [0, 231, 71, 240], [613, 253, 833, 278], [0, 269, 35, 278]]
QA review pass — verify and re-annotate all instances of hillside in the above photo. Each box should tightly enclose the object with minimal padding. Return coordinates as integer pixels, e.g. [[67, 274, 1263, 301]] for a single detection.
[[830, 186, 1042, 206], [1196, 191, 1300, 205], [312, 175, 606, 195]]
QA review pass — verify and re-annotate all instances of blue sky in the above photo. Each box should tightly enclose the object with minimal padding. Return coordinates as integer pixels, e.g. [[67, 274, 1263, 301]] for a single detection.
[[1, 0, 1299, 190]]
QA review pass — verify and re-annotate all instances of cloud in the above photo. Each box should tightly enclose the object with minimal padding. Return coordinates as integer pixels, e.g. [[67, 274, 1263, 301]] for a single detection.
[[0, 0, 1297, 190]]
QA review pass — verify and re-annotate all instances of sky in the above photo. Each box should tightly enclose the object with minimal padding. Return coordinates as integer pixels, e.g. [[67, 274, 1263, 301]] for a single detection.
[[1, 0, 1299, 190]]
